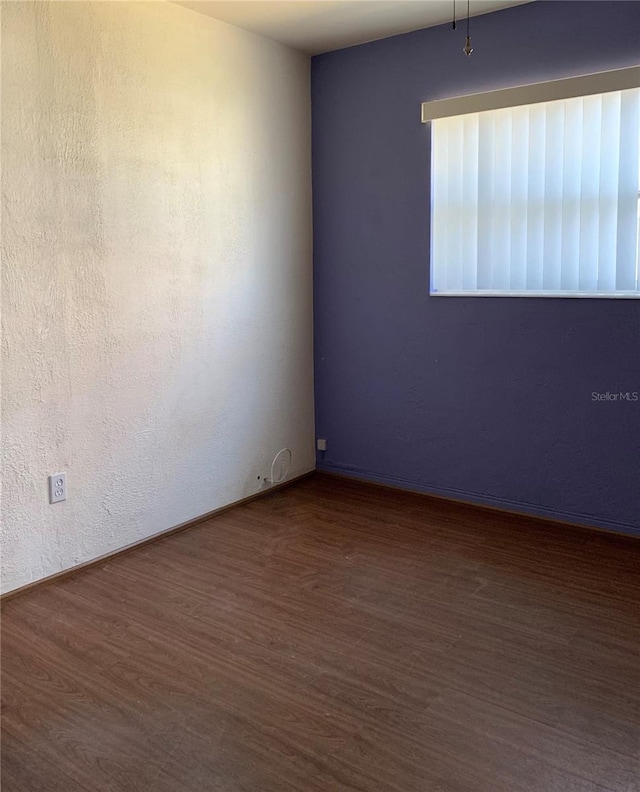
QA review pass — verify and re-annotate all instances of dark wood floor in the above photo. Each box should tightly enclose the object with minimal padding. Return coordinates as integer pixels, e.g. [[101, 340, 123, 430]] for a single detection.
[[2, 473, 639, 792]]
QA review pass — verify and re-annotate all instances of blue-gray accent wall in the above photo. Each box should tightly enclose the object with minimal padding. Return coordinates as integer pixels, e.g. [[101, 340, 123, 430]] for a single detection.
[[312, 1, 640, 534]]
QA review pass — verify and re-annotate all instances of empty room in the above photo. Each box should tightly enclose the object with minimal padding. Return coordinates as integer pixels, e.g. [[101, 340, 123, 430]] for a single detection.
[[1, 0, 639, 790]]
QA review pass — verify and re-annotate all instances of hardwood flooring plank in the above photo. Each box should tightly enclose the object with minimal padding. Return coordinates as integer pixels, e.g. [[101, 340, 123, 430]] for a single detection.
[[426, 690, 639, 791], [3, 473, 639, 792]]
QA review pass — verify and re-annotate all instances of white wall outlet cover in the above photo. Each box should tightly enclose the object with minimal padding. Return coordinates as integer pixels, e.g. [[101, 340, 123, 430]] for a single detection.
[[49, 472, 67, 504], [317, 438, 327, 451]]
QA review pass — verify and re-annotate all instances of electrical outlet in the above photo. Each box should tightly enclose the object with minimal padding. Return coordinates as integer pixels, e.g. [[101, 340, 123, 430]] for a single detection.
[[48, 472, 67, 504], [317, 438, 327, 452]]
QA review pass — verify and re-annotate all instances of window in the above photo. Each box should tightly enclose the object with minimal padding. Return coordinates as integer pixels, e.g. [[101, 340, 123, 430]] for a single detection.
[[424, 68, 640, 297]]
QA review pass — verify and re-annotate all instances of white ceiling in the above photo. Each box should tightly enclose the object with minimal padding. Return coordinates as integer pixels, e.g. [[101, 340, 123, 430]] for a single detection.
[[174, 0, 531, 55]]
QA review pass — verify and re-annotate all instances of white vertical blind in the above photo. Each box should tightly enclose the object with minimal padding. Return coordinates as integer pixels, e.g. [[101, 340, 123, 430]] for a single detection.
[[430, 87, 640, 297]]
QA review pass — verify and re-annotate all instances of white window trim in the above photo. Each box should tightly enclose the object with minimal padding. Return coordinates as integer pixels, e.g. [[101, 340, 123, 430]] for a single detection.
[[431, 291, 640, 299], [421, 66, 640, 123]]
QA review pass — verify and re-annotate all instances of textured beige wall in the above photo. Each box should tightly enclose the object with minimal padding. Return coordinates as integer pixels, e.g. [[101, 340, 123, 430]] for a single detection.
[[0, 1, 314, 594]]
